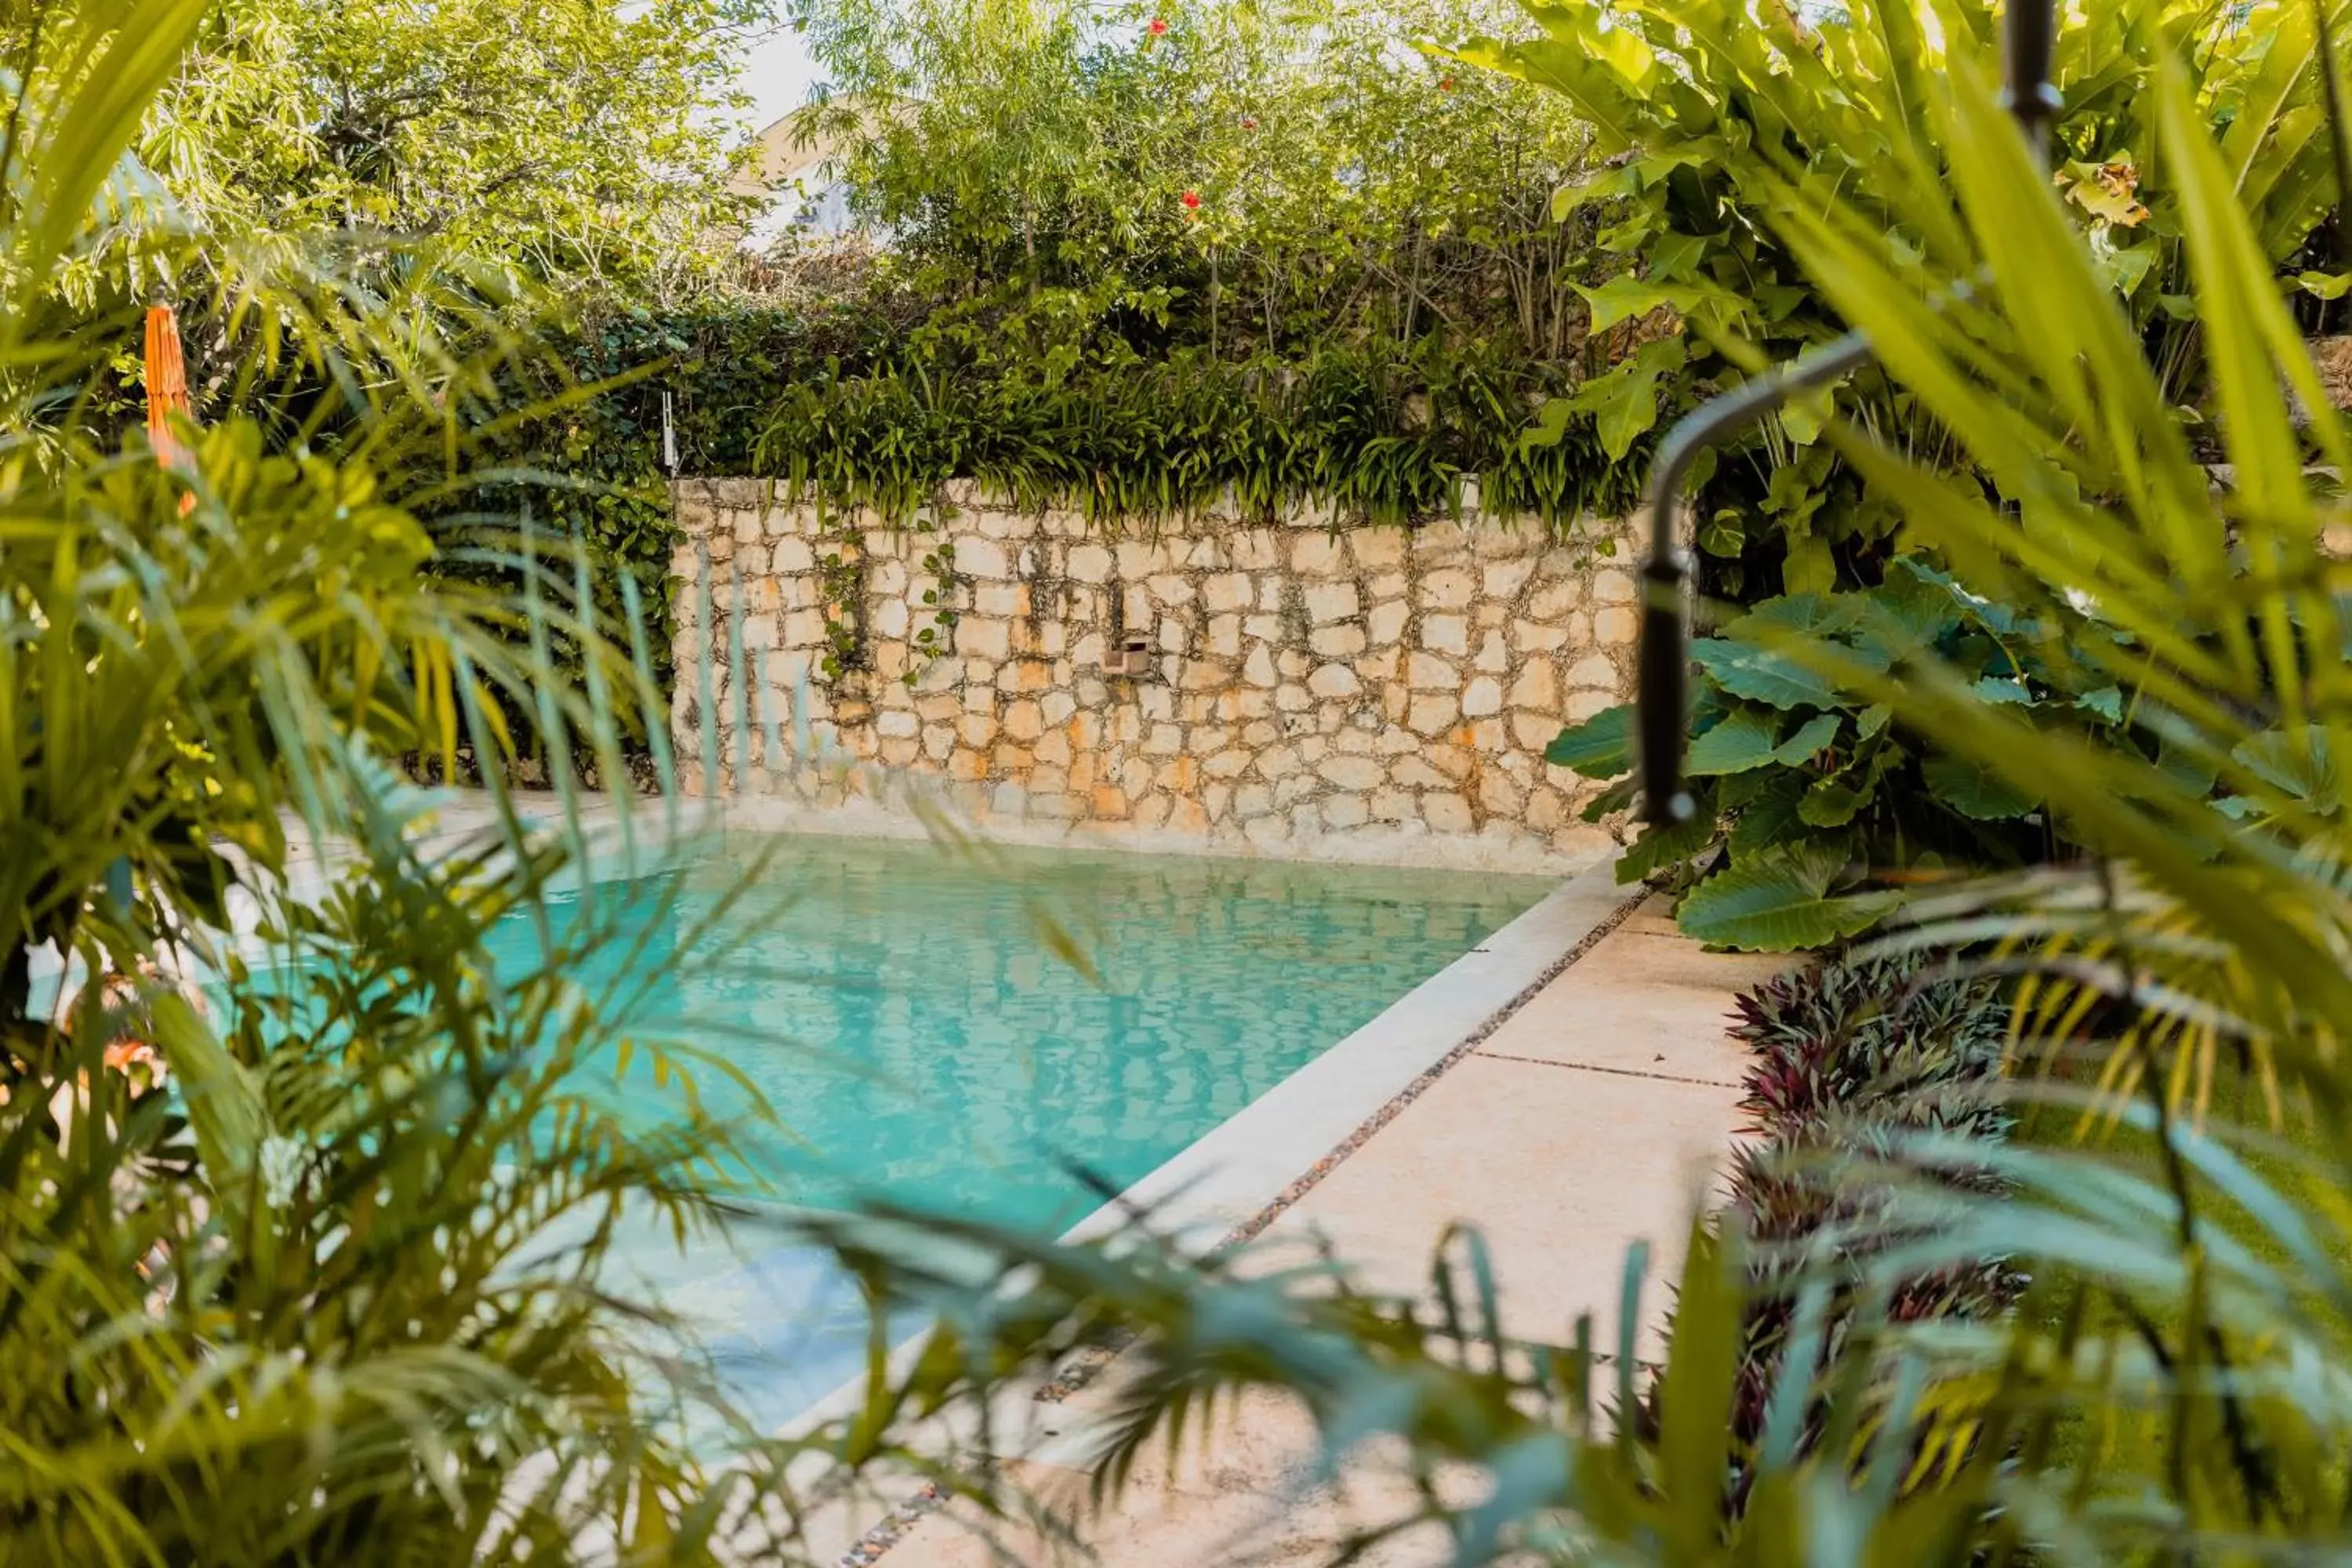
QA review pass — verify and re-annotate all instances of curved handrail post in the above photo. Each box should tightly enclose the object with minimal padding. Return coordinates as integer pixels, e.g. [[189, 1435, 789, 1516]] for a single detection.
[[1632, 1, 2056, 829]]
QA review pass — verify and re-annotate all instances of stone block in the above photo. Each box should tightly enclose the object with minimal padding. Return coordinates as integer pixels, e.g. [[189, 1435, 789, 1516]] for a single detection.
[[1308, 663, 1361, 699], [1317, 754, 1384, 791], [1592, 568, 1638, 604], [1419, 567, 1476, 610], [1407, 691, 1460, 738], [1420, 614, 1469, 655], [1508, 662, 1559, 711], [1351, 529, 1409, 571], [956, 615, 1012, 659], [1483, 558, 1537, 600], [1463, 676, 1503, 717], [974, 580, 1026, 618], [1423, 791, 1475, 833], [1512, 617, 1570, 654], [1512, 710, 1561, 750], [958, 538, 1012, 580], [1003, 699, 1044, 741], [1564, 652, 1619, 691], [1309, 623, 1367, 659], [1526, 580, 1581, 621], [1203, 573, 1253, 612], [1304, 582, 1360, 624], [1291, 533, 1346, 575]]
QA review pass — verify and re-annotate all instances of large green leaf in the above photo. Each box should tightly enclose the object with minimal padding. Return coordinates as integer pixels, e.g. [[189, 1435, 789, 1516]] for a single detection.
[[1675, 843, 1899, 950], [1689, 636, 1841, 710], [1729, 771, 1810, 854], [1773, 712, 1842, 767], [1686, 706, 1785, 775], [1545, 703, 1632, 777], [1558, 336, 1687, 459], [1616, 801, 1720, 882], [2232, 725, 2340, 815], [1923, 750, 2042, 820]]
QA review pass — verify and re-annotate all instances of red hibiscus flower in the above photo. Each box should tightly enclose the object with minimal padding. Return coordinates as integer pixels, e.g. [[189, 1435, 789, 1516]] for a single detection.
[[1439, 75, 1455, 91], [1148, 16, 1167, 33], [1240, 114, 1259, 129], [1180, 189, 1202, 209]]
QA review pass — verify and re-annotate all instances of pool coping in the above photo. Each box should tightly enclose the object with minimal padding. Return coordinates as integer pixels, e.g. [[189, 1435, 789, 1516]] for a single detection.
[[790, 851, 1646, 1563]]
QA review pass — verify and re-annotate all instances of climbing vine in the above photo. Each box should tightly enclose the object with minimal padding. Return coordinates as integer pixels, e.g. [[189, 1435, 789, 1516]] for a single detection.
[[908, 537, 961, 688]]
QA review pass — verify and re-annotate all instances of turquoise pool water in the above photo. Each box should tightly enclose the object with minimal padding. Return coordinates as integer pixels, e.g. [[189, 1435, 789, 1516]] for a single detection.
[[493, 833, 1553, 1429]]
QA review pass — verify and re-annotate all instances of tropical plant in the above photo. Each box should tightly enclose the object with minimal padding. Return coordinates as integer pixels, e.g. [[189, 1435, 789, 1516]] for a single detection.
[[0, 8, 866, 1559], [1544, 558, 2118, 950], [1461, 0, 2350, 597], [749, 337, 1641, 528], [1700, 950, 2017, 1509]]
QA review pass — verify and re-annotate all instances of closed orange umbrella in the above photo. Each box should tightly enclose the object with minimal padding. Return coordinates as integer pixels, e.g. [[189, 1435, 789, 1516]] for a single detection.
[[143, 302, 196, 509]]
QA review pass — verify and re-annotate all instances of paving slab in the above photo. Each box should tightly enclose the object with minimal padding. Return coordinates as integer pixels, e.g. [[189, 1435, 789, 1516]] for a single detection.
[[1257, 1054, 1740, 1357], [1472, 896, 1785, 1085]]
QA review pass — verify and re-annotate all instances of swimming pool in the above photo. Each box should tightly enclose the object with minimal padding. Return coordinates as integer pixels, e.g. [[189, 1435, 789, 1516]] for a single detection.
[[496, 833, 1555, 1431]]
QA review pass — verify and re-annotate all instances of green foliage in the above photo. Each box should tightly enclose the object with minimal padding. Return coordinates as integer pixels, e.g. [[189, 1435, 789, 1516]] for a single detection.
[[736, 0, 1661, 541], [789, 0, 1605, 365], [112, 0, 773, 303], [1462, 0, 2350, 596], [0, 14, 844, 1556], [1547, 561, 2149, 948], [750, 339, 1646, 528]]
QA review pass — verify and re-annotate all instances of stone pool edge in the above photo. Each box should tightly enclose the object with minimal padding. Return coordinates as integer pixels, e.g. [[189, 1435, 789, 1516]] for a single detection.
[[797, 852, 1647, 1565]]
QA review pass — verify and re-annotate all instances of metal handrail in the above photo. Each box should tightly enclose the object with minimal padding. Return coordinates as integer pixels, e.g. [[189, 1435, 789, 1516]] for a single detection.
[[1634, 0, 2059, 828]]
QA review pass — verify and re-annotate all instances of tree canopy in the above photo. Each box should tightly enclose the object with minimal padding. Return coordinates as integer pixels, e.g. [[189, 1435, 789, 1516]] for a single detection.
[[22, 0, 779, 304]]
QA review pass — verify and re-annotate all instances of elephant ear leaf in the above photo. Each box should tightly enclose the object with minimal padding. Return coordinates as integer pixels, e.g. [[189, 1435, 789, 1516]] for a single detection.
[[1675, 843, 1898, 950], [1617, 801, 1720, 883], [1772, 713, 1842, 766], [1547, 705, 1633, 778], [2230, 726, 2339, 815], [1689, 635, 1840, 710], [1923, 751, 2041, 820], [1686, 707, 1784, 775]]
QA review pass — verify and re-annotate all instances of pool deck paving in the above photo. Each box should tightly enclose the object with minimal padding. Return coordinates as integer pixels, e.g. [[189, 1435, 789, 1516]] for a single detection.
[[878, 890, 1787, 1567]]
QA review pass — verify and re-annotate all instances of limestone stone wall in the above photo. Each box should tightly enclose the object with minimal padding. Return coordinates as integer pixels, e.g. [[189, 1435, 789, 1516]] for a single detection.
[[670, 478, 1642, 871]]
